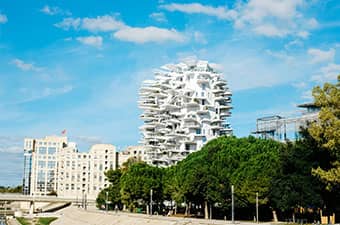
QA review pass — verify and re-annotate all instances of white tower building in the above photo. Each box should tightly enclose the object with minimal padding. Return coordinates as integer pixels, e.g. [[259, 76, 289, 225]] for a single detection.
[[139, 60, 232, 167]]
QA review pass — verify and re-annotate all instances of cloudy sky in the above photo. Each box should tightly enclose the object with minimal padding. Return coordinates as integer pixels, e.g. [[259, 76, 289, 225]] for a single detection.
[[0, 0, 340, 186]]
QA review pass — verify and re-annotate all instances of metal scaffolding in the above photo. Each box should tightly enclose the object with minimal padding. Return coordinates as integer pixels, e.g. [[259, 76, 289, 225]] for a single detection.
[[252, 103, 320, 142]]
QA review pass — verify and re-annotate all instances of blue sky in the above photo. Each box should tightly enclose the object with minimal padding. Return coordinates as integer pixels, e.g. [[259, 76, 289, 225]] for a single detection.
[[0, 0, 340, 186]]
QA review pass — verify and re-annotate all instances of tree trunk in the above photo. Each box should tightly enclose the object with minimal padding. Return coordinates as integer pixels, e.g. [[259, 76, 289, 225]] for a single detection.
[[272, 210, 278, 222], [292, 211, 295, 223], [204, 201, 209, 219], [185, 202, 188, 216]]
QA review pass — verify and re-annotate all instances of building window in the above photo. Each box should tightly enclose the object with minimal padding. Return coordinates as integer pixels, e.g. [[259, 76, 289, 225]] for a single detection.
[[47, 161, 55, 168], [38, 147, 47, 154], [48, 147, 56, 154], [38, 161, 45, 168]]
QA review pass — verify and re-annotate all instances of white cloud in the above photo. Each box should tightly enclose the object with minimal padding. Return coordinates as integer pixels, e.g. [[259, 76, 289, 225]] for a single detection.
[[265, 49, 294, 62], [307, 18, 319, 29], [308, 48, 335, 64], [11, 59, 43, 72], [253, 24, 288, 37], [72, 136, 103, 145], [234, 0, 315, 38], [82, 15, 126, 32], [55, 15, 185, 44], [149, 12, 167, 22], [0, 136, 23, 153], [40, 5, 70, 16], [160, 3, 237, 20], [76, 36, 103, 48], [311, 63, 340, 83], [297, 31, 309, 39], [236, 0, 304, 23], [54, 17, 81, 30], [161, 1, 316, 38], [284, 39, 303, 50], [292, 82, 307, 89], [113, 26, 186, 43], [193, 31, 207, 44], [0, 13, 7, 24], [301, 90, 313, 100], [17, 85, 73, 104], [55, 15, 125, 32]]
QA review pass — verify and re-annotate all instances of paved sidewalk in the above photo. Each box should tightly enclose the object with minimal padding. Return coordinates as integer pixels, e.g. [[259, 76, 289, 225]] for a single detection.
[[7, 218, 21, 225], [51, 206, 269, 225]]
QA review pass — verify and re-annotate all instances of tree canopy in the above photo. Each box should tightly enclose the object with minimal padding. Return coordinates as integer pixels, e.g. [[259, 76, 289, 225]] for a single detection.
[[310, 75, 340, 189]]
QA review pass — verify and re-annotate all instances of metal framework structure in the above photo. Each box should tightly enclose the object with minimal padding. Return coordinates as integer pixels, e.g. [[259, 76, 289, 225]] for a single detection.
[[252, 103, 320, 142]]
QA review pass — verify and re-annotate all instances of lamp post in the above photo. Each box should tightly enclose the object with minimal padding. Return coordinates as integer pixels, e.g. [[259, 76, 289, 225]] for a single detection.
[[85, 193, 87, 210], [150, 189, 153, 216], [106, 191, 108, 213], [256, 192, 259, 224], [231, 185, 234, 224], [82, 190, 85, 209]]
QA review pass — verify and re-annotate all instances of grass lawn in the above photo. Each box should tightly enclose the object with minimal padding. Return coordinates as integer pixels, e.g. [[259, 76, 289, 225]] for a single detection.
[[37, 217, 58, 225], [16, 217, 58, 225], [16, 217, 30, 225]]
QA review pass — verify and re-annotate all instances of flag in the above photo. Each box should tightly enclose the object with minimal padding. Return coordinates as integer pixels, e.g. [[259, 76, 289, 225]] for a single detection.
[[61, 129, 67, 135]]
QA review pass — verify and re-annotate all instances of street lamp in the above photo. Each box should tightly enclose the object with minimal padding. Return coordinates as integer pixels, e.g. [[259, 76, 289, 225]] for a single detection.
[[150, 189, 153, 216], [82, 190, 85, 209], [231, 185, 234, 224], [256, 192, 259, 223], [106, 191, 108, 213]]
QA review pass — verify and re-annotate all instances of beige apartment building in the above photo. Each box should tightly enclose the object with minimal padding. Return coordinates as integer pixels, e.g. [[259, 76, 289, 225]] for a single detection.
[[23, 136, 118, 200], [118, 146, 147, 168]]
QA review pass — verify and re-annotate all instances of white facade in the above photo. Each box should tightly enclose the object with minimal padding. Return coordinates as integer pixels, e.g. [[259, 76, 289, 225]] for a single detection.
[[118, 146, 147, 167], [139, 60, 232, 167], [23, 136, 117, 200]]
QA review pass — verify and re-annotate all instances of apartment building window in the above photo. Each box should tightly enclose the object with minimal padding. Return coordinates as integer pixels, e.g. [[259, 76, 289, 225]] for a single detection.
[[38, 161, 45, 168], [47, 161, 55, 168], [48, 147, 56, 154], [39, 147, 47, 154]]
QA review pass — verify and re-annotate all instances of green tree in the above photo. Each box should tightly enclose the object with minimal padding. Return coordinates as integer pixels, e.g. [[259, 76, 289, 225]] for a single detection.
[[270, 131, 325, 220], [96, 169, 122, 210], [120, 162, 163, 212], [309, 76, 340, 189], [170, 136, 283, 220]]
